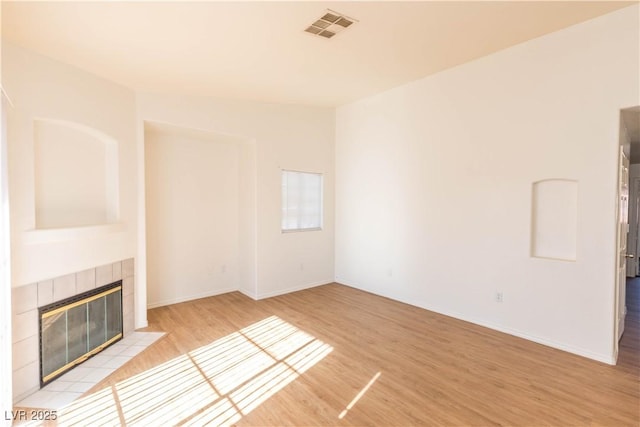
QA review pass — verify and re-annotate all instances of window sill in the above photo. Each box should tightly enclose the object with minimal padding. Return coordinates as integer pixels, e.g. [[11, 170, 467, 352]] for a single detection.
[[282, 227, 322, 234]]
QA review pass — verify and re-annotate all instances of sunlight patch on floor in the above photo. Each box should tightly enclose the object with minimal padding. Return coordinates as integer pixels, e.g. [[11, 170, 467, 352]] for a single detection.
[[54, 316, 333, 426], [59, 386, 121, 425], [338, 371, 381, 420]]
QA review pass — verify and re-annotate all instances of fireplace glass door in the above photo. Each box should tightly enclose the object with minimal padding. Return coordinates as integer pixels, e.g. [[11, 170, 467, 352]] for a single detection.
[[40, 282, 123, 386]]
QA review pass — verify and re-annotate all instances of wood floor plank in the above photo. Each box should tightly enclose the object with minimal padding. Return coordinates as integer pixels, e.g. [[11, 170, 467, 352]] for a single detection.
[[16, 280, 640, 426]]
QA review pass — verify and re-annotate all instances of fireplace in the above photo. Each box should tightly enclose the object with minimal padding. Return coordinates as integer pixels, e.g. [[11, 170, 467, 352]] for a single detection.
[[10, 259, 135, 403], [39, 281, 123, 386]]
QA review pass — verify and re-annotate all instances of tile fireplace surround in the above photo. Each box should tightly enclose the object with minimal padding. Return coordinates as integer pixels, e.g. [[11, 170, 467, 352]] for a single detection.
[[11, 258, 135, 403]]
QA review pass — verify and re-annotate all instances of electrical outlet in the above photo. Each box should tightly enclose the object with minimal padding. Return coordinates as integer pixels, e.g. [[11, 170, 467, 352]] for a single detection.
[[495, 291, 503, 303]]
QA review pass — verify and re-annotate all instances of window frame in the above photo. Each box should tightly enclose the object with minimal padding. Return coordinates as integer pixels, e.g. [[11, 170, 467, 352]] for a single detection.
[[281, 169, 324, 233]]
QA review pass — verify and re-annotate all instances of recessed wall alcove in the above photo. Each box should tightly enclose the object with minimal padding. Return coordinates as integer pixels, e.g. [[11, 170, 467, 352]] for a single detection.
[[530, 179, 578, 261], [34, 119, 119, 229], [144, 121, 257, 307]]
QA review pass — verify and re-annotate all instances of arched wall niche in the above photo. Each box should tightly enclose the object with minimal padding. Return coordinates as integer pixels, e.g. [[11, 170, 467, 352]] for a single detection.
[[33, 119, 119, 229]]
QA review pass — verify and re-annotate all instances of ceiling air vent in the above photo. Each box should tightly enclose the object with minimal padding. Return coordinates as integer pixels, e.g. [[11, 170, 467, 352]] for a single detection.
[[304, 10, 357, 39]]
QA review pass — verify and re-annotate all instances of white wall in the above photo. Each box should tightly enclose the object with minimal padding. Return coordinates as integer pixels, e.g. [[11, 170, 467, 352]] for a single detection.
[[1, 69, 14, 426], [138, 93, 335, 299], [145, 123, 246, 307], [335, 5, 640, 364], [3, 39, 332, 336], [1, 3, 13, 415], [237, 138, 258, 298], [3, 41, 137, 288]]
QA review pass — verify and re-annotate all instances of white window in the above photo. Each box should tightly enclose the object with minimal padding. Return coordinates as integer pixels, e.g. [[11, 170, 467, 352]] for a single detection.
[[282, 170, 323, 232]]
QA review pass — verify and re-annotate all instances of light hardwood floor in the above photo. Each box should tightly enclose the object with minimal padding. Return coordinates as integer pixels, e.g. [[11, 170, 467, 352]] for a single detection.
[[75, 281, 639, 426], [19, 281, 640, 426]]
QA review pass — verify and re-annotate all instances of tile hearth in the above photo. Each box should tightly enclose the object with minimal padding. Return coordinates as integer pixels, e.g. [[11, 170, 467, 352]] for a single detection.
[[15, 332, 164, 410]]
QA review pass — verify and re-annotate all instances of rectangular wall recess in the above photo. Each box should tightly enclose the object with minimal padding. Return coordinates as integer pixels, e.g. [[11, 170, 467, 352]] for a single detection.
[[531, 179, 578, 261]]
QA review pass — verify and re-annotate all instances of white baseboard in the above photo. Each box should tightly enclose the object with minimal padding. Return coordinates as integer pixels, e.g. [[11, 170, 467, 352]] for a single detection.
[[147, 287, 237, 309], [255, 279, 332, 300], [147, 280, 333, 307], [13, 386, 40, 405], [336, 280, 616, 366], [238, 288, 257, 300], [134, 320, 149, 330]]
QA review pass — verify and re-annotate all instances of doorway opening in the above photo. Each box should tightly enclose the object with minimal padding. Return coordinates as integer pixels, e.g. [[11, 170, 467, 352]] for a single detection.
[[616, 106, 640, 359]]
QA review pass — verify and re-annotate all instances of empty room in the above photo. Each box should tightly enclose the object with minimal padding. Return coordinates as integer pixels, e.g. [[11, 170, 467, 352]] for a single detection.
[[1, 1, 639, 425]]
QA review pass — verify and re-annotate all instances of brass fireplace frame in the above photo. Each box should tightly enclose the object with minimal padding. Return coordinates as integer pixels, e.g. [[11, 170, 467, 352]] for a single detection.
[[39, 281, 123, 386]]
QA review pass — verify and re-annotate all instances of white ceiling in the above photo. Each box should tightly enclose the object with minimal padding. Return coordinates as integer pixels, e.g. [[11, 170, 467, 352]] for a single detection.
[[1, 1, 635, 107]]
